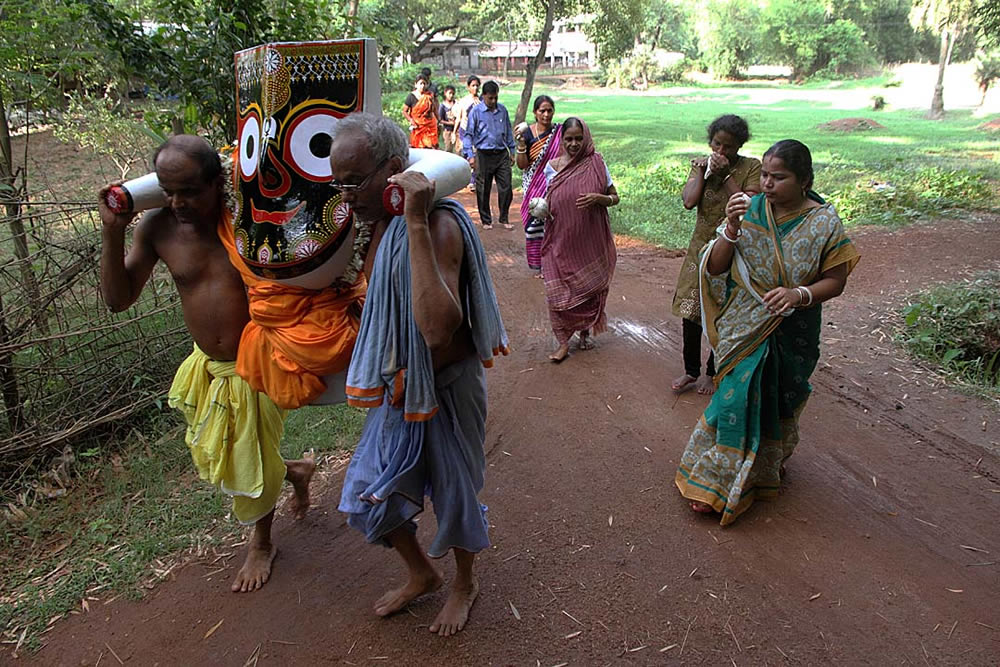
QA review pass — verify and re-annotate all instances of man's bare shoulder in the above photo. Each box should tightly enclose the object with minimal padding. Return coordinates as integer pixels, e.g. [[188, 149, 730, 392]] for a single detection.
[[427, 206, 464, 253], [427, 207, 464, 246], [133, 207, 177, 244]]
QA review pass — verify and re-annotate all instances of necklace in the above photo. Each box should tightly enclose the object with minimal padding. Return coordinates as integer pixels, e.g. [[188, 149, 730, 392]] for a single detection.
[[775, 198, 810, 222]]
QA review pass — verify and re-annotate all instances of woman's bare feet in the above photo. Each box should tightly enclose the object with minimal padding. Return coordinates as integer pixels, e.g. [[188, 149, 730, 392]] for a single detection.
[[689, 501, 715, 514], [231, 543, 278, 592], [672, 373, 697, 393], [695, 375, 716, 395], [577, 330, 594, 350], [285, 452, 316, 520], [533, 272, 543, 279], [373, 570, 443, 617], [429, 578, 479, 637], [549, 343, 570, 363]]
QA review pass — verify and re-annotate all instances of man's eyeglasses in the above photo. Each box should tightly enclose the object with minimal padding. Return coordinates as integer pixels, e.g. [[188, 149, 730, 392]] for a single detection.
[[329, 158, 388, 192]]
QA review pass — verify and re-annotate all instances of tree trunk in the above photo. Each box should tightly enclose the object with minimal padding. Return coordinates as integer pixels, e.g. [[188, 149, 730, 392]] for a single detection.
[[0, 291, 23, 434], [503, 19, 513, 79], [514, 0, 557, 125], [929, 27, 950, 119], [344, 0, 360, 37], [0, 95, 25, 433], [0, 88, 48, 337]]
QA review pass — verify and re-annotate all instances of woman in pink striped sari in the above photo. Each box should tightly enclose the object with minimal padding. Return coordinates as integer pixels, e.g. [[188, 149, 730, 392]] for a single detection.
[[515, 96, 561, 276], [541, 117, 620, 363]]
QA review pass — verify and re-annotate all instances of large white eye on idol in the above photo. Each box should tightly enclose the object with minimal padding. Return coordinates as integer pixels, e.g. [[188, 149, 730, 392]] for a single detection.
[[238, 110, 262, 180], [285, 109, 338, 182]]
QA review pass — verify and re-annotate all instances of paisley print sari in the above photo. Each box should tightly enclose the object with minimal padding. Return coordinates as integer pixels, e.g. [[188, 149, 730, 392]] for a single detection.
[[675, 193, 859, 525]]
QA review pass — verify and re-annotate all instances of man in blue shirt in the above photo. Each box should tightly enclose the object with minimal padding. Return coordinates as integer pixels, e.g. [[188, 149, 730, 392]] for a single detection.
[[462, 81, 515, 230]]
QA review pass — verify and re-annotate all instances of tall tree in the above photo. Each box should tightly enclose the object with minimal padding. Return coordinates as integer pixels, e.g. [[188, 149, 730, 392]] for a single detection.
[[512, 0, 562, 125], [585, 0, 698, 62], [760, 0, 874, 78], [401, 0, 482, 63], [584, 0, 645, 64], [976, 0, 1000, 48], [699, 0, 761, 79], [914, 0, 980, 118], [641, 0, 699, 58]]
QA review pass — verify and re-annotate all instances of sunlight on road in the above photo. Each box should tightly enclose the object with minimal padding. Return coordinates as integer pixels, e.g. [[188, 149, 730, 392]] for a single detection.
[[610, 317, 671, 351]]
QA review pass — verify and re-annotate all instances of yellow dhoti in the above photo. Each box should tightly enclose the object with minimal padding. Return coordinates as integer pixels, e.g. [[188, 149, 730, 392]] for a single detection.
[[168, 345, 288, 525]]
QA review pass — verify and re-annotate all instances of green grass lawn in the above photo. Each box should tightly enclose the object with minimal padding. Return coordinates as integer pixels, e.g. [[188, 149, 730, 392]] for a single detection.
[[493, 83, 1000, 248]]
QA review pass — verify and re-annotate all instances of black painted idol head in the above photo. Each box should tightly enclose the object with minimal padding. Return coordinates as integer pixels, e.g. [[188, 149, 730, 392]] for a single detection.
[[231, 39, 381, 284]]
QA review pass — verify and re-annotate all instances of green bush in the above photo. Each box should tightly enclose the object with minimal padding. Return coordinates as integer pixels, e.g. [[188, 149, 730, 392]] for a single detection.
[[812, 20, 875, 78], [828, 166, 995, 226], [702, 0, 760, 79], [382, 64, 423, 94], [601, 48, 687, 90], [900, 272, 1000, 391], [660, 59, 689, 83]]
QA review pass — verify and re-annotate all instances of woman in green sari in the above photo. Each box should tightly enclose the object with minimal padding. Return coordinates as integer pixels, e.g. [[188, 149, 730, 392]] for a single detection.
[[674, 140, 860, 525]]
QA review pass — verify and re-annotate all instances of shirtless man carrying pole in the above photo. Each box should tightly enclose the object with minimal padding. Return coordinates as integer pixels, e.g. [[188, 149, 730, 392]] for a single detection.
[[98, 135, 314, 593]]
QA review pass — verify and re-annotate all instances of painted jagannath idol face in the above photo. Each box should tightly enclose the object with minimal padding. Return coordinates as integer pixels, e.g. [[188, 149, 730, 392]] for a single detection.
[[232, 40, 370, 280]]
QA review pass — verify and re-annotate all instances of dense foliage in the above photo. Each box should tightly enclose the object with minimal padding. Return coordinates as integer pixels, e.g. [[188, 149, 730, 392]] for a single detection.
[[902, 272, 1000, 393]]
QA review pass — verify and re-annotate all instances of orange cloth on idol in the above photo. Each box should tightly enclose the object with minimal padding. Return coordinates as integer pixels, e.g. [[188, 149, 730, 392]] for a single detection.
[[217, 211, 365, 409]]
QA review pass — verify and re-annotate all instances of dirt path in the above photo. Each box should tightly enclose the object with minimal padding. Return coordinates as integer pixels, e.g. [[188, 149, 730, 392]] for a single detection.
[[28, 194, 1000, 666]]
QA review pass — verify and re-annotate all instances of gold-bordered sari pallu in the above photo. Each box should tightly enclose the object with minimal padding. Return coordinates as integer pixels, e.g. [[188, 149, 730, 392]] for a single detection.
[[675, 193, 860, 525]]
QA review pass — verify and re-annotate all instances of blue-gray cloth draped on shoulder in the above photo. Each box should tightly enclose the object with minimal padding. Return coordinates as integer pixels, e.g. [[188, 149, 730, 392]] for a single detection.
[[345, 198, 509, 421]]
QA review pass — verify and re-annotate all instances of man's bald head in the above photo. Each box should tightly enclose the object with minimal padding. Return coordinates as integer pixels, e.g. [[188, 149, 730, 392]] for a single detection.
[[153, 135, 222, 184]]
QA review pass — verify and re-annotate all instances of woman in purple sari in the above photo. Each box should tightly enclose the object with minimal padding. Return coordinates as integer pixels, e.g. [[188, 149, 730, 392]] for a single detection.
[[541, 117, 619, 363], [515, 96, 561, 277]]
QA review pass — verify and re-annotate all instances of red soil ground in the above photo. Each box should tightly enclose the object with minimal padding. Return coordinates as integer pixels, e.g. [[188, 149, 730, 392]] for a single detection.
[[20, 190, 1000, 666]]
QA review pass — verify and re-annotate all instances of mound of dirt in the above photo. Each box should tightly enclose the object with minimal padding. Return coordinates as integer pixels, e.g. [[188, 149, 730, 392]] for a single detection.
[[979, 117, 1000, 132], [817, 117, 886, 132]]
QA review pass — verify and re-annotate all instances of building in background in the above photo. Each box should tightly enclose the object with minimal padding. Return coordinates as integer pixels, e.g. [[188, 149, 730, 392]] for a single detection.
[[414, 35, 482, 73], [423, 14, 599, 75]]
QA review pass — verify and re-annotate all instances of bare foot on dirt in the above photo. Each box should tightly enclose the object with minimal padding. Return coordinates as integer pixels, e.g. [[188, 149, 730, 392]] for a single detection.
[[373, 570, 443, 617], [285, 453, 316, 520], [672, 373, 697, 393], [695, 376, 715, 395], [534, 272, 543, 279], [482, 223, 493, 230], [577, 331, 594, 350], [231, 544, 278, 592], [549, 343, 570, 363], [690, 501, 715, 514], [429, 578, 479, 637]]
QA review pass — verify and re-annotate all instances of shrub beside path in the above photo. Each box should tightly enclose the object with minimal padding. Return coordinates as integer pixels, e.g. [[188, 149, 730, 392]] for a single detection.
[[23, 193, 1000, 665]]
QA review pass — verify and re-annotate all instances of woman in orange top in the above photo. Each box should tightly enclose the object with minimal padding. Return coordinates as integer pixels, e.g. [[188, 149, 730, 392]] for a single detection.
[[402, 75, 439, 149]]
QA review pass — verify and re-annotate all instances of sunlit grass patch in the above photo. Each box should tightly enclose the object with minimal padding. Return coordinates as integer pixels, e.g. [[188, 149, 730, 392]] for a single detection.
[[495, 84, 1000, 248]]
